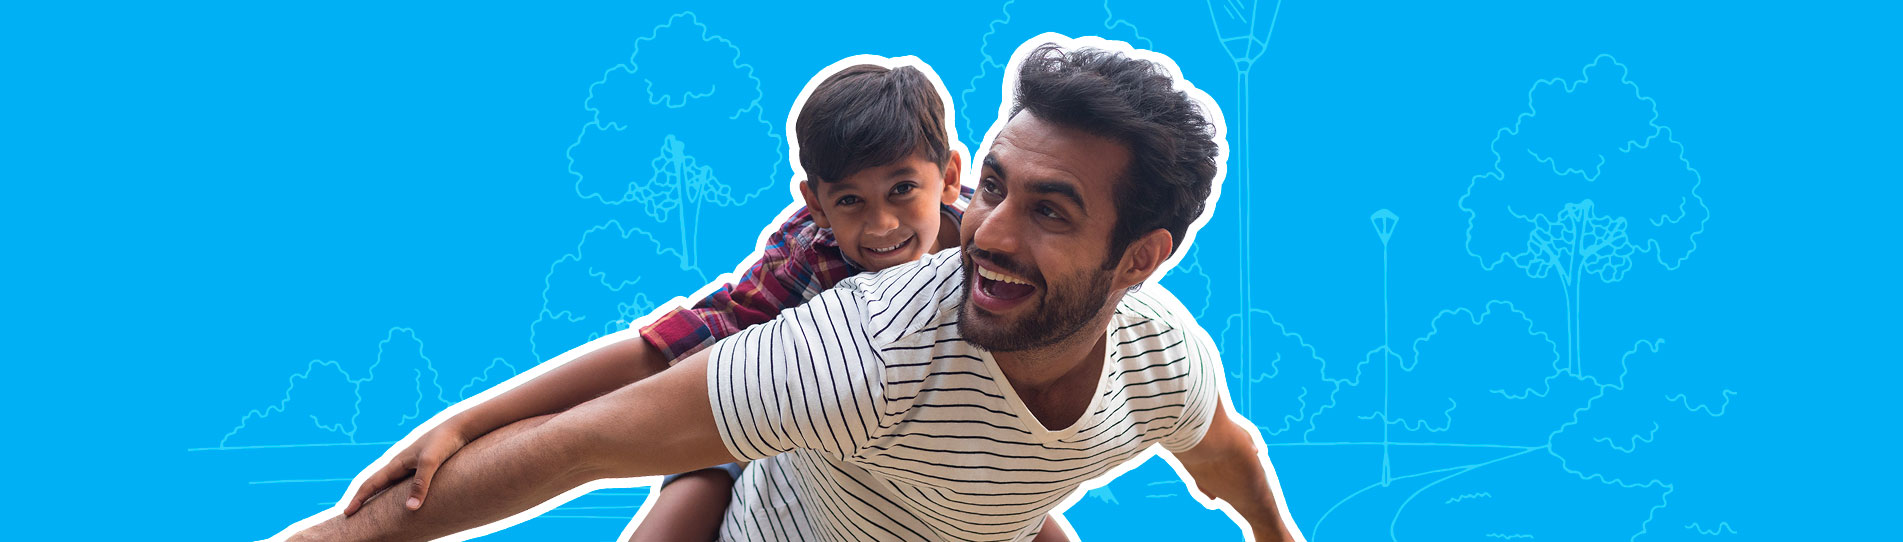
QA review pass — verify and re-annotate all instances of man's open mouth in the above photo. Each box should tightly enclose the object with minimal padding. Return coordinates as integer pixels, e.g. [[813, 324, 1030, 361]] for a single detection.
[[976, 265, 1036, 301]]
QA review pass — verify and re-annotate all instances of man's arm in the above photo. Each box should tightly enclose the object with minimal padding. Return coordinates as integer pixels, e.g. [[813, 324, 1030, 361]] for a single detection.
[[1171, 402, 1305, 542], [343, 334, 671, 514], [291, 349, 735, 542]]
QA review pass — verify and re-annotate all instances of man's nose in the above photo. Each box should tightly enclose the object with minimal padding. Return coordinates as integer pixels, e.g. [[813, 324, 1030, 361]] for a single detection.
[[969, 200, 1022, 256]]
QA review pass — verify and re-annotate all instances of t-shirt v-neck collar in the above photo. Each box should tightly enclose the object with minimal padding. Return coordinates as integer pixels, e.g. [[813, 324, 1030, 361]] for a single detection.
[[973, 320, 1120, 444]]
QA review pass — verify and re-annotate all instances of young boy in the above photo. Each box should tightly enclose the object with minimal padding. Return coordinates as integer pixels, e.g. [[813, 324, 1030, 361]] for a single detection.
[[340, 59, 1071, 542]]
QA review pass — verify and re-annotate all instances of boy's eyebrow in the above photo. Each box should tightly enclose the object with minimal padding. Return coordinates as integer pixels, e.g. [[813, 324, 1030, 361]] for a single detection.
[[819, 165, 922, 195], [820, 177, 860, 194]]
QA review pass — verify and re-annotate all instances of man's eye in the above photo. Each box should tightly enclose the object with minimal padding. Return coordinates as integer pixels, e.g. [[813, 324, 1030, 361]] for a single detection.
[[1036, 204, 1064, 220], [836, 195, 862, 206], [980, 178, 1002, 196]]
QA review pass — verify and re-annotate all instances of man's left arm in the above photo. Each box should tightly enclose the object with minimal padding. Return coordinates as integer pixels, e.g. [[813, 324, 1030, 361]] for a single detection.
[[282, 350, 737, 542], [1171, 402, 1305, 542]]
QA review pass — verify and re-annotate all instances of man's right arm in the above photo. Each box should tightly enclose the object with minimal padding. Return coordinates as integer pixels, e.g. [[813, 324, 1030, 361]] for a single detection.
[[344, 334, 671, 514], [295, 348, 736, 542]]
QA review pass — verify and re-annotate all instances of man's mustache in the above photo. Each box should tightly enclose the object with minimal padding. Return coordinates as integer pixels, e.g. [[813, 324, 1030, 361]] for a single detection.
[[966, 247, 1044, 287]]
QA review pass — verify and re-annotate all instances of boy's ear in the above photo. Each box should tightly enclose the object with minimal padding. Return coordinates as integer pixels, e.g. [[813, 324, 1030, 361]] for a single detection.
[[799, 179, 833, 228], [940, 151, 964, 205]]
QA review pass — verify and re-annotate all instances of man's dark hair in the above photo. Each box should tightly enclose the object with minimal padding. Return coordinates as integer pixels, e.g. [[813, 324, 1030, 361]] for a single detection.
[[797, 64, 951, 184], [1010, 43, 1220, 268]]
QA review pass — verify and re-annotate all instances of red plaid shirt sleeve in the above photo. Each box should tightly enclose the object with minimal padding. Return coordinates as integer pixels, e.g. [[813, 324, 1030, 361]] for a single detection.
[[638, 207, 860, 362]]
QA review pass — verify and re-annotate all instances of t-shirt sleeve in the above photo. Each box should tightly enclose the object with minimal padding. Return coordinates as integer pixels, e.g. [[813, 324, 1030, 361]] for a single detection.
[[705, 284, 887, 461], [1160, 320, 1225, 454]]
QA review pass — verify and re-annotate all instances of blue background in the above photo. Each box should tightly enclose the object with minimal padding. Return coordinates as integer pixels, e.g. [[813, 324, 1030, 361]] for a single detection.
[[4, 1, 1895, 540]]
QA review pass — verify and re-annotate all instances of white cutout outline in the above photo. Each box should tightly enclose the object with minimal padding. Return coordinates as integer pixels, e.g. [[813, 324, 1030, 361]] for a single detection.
[[268, 33, 1305, 542]]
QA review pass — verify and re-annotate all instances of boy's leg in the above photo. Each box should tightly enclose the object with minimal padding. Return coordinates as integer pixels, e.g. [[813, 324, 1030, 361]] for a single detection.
[[1034, 514, 1073, 542], [625, 464, 744, 542]]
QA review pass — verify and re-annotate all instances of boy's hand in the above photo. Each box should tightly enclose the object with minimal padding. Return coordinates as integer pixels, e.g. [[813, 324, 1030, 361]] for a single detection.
[[342, 421, 473, 516]]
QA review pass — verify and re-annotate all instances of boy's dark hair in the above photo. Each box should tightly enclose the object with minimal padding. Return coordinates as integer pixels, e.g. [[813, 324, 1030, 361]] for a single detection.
[[1010, 43, 1219, 268], [797, 64, 951, 185]]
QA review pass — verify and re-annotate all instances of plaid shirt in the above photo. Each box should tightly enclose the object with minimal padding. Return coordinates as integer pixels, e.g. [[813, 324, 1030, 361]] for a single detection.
[[640, 186, 972, 362]]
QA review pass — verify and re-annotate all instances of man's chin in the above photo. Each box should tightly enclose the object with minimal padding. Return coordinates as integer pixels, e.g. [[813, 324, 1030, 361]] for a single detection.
[[958, 297, 1042, 352]]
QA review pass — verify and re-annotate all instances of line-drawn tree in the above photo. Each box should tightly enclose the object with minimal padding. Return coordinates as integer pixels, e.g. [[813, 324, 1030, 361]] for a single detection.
[[1459, 54, 1709, 378], [565, 11, 782, 274]]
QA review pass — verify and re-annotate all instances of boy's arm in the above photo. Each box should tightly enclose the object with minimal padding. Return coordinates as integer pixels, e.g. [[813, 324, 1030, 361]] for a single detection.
[[293, 349, 735, 542], [642, 208, 850, 359], [1171, 404, 1304, 542], [346, 210, 831, 514], [453, 336, 670, 437], [344, 334, 670, 514]]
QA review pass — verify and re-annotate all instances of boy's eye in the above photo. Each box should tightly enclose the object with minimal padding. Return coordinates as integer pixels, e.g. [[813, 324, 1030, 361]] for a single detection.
[[835, 195, 862, 207], [891, 182, 917, 196]]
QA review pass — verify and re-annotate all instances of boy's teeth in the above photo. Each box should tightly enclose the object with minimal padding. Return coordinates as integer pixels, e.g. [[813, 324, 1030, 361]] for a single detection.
[[868, 237, 909, 253], [977, 266, 1031, 286]]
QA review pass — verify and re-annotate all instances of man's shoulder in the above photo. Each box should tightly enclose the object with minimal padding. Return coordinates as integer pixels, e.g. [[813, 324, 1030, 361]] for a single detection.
[[1109, 284, 1220, 373], [1114, 283, 1201, 331], [829, 248, 966, 345], [1105, 284, 1222, 437]]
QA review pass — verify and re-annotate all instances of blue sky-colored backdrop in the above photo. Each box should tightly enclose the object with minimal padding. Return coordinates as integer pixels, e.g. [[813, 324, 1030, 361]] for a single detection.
[[4, 1, 1897, 540]]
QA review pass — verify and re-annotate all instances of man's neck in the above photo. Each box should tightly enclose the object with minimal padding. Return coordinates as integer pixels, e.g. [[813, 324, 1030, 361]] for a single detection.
[[991, 310, 1115, 431]]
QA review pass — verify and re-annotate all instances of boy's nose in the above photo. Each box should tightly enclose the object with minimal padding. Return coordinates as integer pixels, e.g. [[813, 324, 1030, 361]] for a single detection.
[[867, 209, 901, 235]]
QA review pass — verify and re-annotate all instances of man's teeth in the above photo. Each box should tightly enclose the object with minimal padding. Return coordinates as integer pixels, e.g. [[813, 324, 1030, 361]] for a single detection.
[[977, 266, 1031, 286]]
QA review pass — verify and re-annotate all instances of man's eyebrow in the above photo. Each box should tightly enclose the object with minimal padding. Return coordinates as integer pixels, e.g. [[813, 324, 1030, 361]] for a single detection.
[[985, 154, 1088, 216], [1030, 181, 1088, 216]]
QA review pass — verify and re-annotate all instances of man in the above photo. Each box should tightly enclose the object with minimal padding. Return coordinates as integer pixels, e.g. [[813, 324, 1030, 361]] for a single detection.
[[281, 36, 1303, 542]]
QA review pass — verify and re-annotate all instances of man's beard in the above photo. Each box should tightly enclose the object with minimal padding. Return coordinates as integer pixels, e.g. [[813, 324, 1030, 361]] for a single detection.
[[959, 252, 1116, 353]]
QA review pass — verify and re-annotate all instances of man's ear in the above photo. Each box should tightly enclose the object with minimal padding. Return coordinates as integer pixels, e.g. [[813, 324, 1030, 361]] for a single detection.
[[1113, 229, 1173, 290], [798, 179, 832, 229], [940, 151, 964, 205]]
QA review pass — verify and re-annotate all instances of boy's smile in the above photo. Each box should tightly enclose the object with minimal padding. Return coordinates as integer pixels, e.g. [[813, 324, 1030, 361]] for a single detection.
[[802, 151, 964, 272]]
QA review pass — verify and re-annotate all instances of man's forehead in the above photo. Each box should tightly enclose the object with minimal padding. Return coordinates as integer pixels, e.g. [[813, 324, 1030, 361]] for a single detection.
[[982, 113, 1128, 198]]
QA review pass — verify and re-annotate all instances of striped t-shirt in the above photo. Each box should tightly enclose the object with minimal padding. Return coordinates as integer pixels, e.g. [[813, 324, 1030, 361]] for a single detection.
[[706, 248, 1224, 542]]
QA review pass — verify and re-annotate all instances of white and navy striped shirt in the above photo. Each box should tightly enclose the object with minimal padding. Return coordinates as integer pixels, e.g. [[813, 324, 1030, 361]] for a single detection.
[[707, 248, 1223, 542]]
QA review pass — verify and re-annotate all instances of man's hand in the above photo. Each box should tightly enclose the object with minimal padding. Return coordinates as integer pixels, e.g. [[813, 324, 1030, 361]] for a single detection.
[[343, 421, 472, 516], [340, 332, 672, 516], [276, 350, 735, 542]]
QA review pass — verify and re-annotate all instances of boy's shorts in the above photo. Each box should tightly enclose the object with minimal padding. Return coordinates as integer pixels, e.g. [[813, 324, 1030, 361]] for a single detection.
[[660, 462, 746, 486]]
